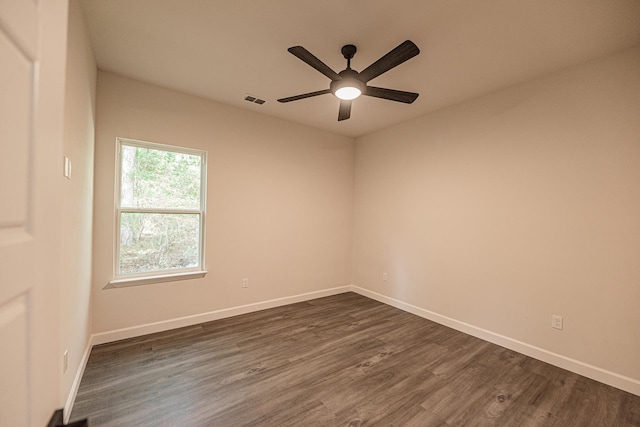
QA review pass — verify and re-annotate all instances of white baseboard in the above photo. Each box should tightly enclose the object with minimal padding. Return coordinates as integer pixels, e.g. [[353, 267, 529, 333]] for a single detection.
[[92, 285, 352, 346], [63, 334, 94, 423], [351, 285, 640, 396]]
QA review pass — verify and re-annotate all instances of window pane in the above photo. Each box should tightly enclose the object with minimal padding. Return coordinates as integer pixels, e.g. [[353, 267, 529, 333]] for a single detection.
[[121, 144, 202, 209], [119, 212, 200, 275]]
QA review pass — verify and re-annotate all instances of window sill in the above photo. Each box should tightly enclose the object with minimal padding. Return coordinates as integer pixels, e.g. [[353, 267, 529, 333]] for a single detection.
[[104, 270, 208, 289]]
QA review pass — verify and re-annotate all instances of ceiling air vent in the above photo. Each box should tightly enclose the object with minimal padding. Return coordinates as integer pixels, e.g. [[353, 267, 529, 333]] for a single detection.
[[244, 94, 266, 105]]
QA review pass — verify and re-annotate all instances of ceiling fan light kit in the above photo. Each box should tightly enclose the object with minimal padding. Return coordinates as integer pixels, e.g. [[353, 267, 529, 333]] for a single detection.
[[334, 85, 362, 100], [332, 72, 365, 101], [278, 40, 420, 121]]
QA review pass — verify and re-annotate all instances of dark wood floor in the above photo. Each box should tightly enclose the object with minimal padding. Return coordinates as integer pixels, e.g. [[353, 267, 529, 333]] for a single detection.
[[71, 292, 640, 426]]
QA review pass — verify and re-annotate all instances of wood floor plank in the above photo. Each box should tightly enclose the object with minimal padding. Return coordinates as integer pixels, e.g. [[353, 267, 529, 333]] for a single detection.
[[70, 293, 640, 426]]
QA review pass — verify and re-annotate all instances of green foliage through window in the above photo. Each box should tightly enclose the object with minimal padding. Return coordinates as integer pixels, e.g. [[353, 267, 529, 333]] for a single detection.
[[117, 139, 206, 276], [120, 144, 202, 209]]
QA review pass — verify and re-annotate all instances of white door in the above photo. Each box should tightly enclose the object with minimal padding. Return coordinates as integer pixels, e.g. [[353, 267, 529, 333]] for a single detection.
[[0, 1, 68, 425]]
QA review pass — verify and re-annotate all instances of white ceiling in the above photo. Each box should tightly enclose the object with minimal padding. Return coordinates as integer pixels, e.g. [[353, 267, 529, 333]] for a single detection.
[[81, 0, 640, 138]]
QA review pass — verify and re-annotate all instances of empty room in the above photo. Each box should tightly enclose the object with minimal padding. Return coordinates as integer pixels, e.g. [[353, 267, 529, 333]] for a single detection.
[[1, 1, 640, 426]]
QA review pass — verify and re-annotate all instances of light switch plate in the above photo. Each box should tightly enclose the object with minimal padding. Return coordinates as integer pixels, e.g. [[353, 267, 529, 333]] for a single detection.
[[64, 156, 71, 179]]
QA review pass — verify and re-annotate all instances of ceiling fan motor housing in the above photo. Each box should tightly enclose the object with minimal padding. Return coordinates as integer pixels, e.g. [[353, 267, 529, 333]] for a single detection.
[[330, 68, 365, 97]]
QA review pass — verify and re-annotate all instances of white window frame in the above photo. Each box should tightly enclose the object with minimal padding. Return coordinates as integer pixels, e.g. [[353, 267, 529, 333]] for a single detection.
[[108, 137, 207, 288]]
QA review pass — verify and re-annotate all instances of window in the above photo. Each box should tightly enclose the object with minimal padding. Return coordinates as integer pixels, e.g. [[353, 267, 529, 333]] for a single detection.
[[111, 138, 207, 286]]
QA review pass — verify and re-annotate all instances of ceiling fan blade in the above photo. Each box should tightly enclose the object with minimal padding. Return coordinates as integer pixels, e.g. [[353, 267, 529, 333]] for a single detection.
[[338, 100, 351, 121], [358, 40, 420, 83], [288, 46, 340, 80], [364, 86, 419, 104], [277, 89, 331, 103]]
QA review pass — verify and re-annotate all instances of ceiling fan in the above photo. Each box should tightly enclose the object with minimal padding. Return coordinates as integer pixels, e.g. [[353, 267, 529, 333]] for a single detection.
[[278, 40, 420, 121]]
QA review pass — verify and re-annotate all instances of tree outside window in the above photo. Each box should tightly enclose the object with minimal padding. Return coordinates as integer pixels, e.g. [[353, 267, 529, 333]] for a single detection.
[[115, 138, 207, 279]]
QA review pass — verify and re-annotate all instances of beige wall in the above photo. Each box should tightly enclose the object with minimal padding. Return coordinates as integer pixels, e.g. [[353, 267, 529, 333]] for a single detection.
[[61, 0, 96, 407], [92, 72, 354, 333], [353, 47, 640, 382]]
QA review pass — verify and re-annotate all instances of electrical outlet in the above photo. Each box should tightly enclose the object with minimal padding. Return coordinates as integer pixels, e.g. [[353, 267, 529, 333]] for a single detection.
[[551, 315, 563, 330], [242, 278, 249, 288], [63, 350, 69, 373], [383, 272, 388, 281]]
